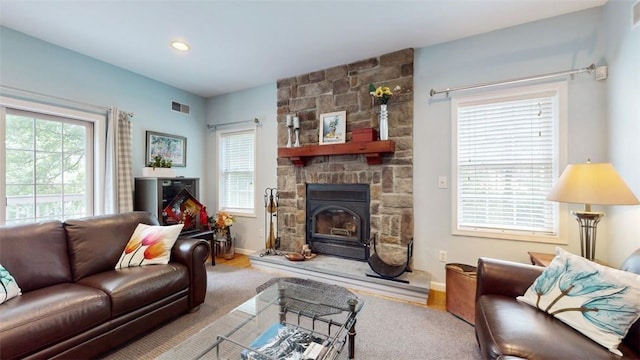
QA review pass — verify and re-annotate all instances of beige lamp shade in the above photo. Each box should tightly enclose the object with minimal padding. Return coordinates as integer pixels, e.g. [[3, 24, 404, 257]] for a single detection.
[[546, 163, 639, 207]]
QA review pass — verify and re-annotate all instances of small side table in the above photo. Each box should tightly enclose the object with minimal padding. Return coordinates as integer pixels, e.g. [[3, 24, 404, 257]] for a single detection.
[[528, 251, 555, 267], [528, 251, 609, 268]]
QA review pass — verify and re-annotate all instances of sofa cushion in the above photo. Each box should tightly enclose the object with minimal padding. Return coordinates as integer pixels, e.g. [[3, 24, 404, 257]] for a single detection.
[[619, 248, 640, 355], [0, 283, 110, 359], [0, 221, 71, 292], [621, 248, 640, 274], [115, 223, 183, 269], [517, 248, 640, 356], [65, 212, 158, 281], [0, 264, 22, 304], [77, 263, 189, 317], [476, 295, 634, 359]]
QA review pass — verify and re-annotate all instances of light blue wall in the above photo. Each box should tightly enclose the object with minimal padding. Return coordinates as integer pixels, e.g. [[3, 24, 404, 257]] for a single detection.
[[603, 0, 640, 266], [0, 27, 208, 193], [414, 7, 609, 283], [205, 84, 278, 253]]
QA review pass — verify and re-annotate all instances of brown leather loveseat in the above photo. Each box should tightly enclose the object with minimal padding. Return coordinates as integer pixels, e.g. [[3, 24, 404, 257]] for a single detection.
[[474, 249, 640, 359], [0, 211, 210, 359]]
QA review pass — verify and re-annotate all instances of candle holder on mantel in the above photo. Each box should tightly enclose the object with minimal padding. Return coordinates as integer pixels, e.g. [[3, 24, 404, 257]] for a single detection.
[[293, 116, 301, 147], [286, 115, 293, 148]]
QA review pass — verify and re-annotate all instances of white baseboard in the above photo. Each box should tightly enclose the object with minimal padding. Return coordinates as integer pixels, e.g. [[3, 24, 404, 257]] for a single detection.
[[234, 247, 253, 255], [431, 281, 446, 292]]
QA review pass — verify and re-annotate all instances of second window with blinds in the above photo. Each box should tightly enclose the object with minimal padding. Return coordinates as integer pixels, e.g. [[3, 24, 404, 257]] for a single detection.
[[217, 127, 256, 216], [451, 82, 567, 243]]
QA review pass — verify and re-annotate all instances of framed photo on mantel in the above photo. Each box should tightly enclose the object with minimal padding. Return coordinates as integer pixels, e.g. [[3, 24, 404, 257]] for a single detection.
[[319, 111, 346, 145], [145, 131, 187, 167]]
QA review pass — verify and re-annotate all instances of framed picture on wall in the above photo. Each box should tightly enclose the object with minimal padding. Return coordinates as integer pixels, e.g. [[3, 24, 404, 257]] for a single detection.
[[145, 131, 187, 167], [319, 111, 346, 145]]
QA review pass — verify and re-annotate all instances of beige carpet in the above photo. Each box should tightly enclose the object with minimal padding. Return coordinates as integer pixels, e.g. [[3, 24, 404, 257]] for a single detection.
[[100, 264, 481, 360]]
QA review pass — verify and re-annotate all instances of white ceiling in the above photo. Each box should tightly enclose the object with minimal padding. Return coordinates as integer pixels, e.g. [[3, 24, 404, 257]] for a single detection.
[[0, 0, 606, 98]]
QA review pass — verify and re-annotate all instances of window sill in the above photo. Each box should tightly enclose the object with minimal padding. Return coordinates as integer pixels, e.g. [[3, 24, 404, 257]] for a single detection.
[[452, 228, 567, 244]]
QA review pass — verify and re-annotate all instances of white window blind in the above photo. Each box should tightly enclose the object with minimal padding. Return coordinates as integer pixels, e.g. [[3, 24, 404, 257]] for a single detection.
[[453, 84, 565, 241], [218, 128, 255, 214]]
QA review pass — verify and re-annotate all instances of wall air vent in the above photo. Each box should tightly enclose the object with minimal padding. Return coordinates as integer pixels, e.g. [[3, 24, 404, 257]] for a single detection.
[[171, 101, 190, 115]]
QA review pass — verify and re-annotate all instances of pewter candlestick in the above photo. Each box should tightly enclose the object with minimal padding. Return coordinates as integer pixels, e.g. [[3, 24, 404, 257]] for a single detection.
[[286, 115, 293, 148], [293, 116, 300, 147]]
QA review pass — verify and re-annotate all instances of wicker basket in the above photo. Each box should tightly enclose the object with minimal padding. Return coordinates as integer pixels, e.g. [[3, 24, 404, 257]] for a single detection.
[[445, 263, 477, 325]]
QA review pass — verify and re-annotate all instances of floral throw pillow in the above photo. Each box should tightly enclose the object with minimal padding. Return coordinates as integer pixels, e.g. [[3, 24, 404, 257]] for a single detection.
[[115, 223, 183, 269], [517, 247, 640, 355], [1, 264, 22, 304]]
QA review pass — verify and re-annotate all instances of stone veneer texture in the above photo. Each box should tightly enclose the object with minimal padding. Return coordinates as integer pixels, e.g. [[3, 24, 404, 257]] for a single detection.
[[276, 48, 414, 262]]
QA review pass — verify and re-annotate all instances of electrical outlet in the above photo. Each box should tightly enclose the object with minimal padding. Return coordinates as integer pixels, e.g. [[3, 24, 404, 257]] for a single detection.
[[438, 176, 448, 189], [439, 251, 447, 263]]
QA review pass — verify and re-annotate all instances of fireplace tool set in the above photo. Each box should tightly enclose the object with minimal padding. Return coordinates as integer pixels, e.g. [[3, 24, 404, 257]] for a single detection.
[[260, 188, 281, 256]]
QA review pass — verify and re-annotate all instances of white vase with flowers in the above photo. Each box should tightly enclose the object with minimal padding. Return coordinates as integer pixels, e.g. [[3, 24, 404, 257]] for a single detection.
[[369, 84, 401, 140]]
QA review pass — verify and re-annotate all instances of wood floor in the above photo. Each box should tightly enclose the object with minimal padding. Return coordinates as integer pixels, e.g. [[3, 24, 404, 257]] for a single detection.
[[212, 254, 447, 311], [211, 253, 252, 268]]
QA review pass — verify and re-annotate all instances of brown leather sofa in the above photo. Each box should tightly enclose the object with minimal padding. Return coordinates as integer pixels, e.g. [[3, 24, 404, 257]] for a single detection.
[[0, 211, 210, 359], [474, 249, 640, 359]]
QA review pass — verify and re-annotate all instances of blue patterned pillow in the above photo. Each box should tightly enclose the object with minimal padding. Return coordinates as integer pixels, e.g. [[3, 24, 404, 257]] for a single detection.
[[0, 264, 22, 304], [518, 248, 640, 355]]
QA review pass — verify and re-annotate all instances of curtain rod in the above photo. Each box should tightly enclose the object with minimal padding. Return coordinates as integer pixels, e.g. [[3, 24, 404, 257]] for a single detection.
[[206, 117, 260, 130], [429, 64, 596, 97]]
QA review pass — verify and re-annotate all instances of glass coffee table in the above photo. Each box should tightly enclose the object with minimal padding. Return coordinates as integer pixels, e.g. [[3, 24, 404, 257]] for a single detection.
[[159, 279, 364, 360]]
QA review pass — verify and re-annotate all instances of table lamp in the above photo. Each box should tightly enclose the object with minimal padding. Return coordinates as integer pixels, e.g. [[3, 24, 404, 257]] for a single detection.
[[546, 161, 639, 261]]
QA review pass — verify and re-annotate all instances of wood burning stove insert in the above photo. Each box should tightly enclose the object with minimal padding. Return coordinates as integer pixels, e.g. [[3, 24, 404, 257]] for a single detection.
[[306, 184, 370, 261]]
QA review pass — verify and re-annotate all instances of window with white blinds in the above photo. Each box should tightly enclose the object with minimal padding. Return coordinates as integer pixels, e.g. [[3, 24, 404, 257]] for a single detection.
[[452, 82, 566, 242], [217, 127, 255, 215]]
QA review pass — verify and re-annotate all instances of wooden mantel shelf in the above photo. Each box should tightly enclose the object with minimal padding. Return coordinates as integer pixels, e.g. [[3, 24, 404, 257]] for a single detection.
[[278, 140, 395, 166]]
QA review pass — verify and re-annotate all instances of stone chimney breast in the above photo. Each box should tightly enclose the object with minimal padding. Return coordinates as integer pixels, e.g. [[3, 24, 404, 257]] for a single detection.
[[276, 48, 414, 256]]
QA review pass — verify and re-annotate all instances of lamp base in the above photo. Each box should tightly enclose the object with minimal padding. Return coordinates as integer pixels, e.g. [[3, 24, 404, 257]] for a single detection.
[[570, 211, 604, 261]]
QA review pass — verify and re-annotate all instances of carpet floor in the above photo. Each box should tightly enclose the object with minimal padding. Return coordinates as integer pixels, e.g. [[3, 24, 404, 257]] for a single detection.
[[100, 264, 481, 360]]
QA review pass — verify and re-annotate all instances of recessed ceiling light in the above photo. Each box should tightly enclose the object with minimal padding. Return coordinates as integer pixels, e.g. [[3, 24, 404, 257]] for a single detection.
[[170, 41, 190, 52]]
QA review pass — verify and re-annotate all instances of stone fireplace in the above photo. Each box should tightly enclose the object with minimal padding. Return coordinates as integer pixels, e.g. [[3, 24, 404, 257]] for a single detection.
[[276, 48, 414, 262], [306, 184, 370, 261]]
